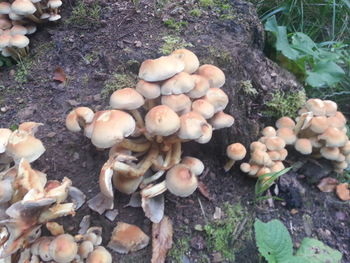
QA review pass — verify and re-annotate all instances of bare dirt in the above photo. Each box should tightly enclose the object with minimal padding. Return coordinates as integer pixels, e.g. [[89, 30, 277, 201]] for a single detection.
[[0, 0, 349, 262]]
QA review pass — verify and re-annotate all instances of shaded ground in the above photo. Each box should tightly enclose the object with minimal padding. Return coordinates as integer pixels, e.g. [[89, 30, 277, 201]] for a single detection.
[[0, 0, 349, 262]]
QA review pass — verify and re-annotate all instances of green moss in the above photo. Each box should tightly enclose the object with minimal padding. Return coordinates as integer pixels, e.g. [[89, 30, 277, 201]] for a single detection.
[[14, 57, 33, 84], [199, 0, 215, 8], [101, 73, 137, 98], [204, 46, 232, 67], [264, 90, 307, 119], [204, 203, 252, 262], [168, 236, 190, 263], [159, 36, 193, 55], [164, 18, 188, 32], [66, 0, 101, 26], [189, 8, 202, 17], [198, 0, 236, 20], [241, 80, 258, 96]]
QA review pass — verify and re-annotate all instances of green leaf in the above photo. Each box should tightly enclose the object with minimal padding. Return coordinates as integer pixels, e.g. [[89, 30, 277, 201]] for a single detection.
[[254, 219, 293, 263], [296, 238, 342, 263], [291, 32, 318, 56], [306, 61, 345, 87]]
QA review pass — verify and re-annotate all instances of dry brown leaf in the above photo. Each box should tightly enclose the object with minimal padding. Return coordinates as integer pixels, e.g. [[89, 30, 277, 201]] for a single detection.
[[53, 67, 67, 83], [336, 183, 350, 201], [317, 177, 338, 192], [151, 216, 173, 263], [198, 181, 212, 200]]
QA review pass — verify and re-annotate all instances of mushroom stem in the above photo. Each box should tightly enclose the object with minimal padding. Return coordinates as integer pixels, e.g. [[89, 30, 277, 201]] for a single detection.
[[38, 203, 75, 223], [119, 139, 151, 152], [224, 159, 235, 172], [34, 3, 43, 15], [130, 109, 145, 129], [156, 136, 163, 143], [26, 14, 43, 23], [169, 141, 181, 167], [136, 143, 159, 176], [140, 181, 167, 199], [294, 112, 312, 135]]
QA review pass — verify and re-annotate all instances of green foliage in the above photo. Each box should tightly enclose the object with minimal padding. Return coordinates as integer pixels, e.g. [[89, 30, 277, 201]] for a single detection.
[[0, 55, 13, 68], [189, 8, 202, 17], [264, 90, 306, 119], [163, 18, 188, 31], [241, 80, 258, 96], [199, 0, 214, 8], [198, 0, 235, 19], [255, 219, 343, 263], [14, 57, 33, 84], [101, 73, 137, 98], [168, 236, 190, 263], [66, 0, 101, 26], [204, 203, 250, 262], [159, 36, 193, 55]]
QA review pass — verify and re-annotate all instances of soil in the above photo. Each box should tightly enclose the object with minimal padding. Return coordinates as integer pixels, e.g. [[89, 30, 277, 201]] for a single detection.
[[0, 0, 349, 262]]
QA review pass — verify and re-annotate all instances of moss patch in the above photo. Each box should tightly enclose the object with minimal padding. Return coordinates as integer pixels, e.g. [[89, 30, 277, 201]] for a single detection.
[[168, 236, 191, 263], [101, 73, 137, 98], [241, 80, 258, 96], [164, 18, 188, 32], [159, 36, 193, 55], [66, 0, 101, 26], [14, 57, 33, 84]]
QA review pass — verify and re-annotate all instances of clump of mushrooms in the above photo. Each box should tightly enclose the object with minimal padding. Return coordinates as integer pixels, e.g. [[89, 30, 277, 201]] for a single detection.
[[0, 122, 85, 261], [0, 0, 63, 59], [66, 48, 235, 223]]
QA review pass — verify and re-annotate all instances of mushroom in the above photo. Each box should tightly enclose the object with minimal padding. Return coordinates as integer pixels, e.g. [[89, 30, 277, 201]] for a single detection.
[[197, 64, 225, 88], [160, 72, 195, 95], [87, 246, 112, 263], [66, 107, 94, 132], [262, 126, 276, 137], [224, 143, 247, 171], [191, 99, 215, 119], [187, 74, 210, 99], [161, 94, 191, 114], [209, 111, 234, 130], [202, 88, 228, 113], [294, 138, 312, 155], [170, 48, 199, 74], [49, 234, 78, 263]]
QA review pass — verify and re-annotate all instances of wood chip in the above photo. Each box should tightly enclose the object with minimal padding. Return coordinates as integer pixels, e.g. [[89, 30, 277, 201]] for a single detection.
[[151, 216, 173, 263]]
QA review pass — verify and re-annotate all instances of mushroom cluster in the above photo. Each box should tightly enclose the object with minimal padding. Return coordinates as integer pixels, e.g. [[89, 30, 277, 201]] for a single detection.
[[0, 122, 84, 261], [0, 0, 62, 59], [66, 48, 235, 223]]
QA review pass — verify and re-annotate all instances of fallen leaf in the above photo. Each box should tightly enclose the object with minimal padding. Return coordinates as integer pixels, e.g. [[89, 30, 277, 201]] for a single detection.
[[151, 216, 173, 263], [213, 207, 222, 220], [142, 194, 164, 223], [336, 183, 350, 201], [317, 177, 338, 192], [197, 181, 212, 200], [53, 67, 67, 83]]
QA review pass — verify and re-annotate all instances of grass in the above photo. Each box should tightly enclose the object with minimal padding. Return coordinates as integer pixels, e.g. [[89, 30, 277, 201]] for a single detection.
[[159, 35, 193, 55], [163, 18, 188, 32], [66, 0, 101, 26], [101, 73, 137, 98], [14, 57, 33, 84]]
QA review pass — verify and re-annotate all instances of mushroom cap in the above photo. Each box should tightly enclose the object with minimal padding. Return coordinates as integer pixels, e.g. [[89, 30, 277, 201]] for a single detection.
[[49, 14, 61, 21], [66, 107, 94, 132], [138, 56, 184, 82], [275, 117, 296, 129], [87, 246, 112, 263], [309, 116, 328, 134], [187, 74, 210, 99], [25, 24, 37, 34], [6, 130, 45, 163], [10, 34, 29, 48], [0, 18, 11, 30], [195, 123, 213, 144], [226, 143, 246, 161], [18, 121, 43, 135], [208, 111, 234, 129], [0, 34, 11, 48], [197, 64, 225, 88], [10, 25, 27, 35], [170, 48, 199, 74], [49, 234, 78, 263], [0, 177, 13, 203], [191, 99, 215, 119], [323, 100, 337, 116], [278, 148, 288, 160], [202, 88, 228, 113], [48, 0, 62, 8], [165, 164, 198, 197], [239, 162, 250, 173], [181, 156, 204, 176], [161, 94, 191, 113], [320, 147, 340, 161], [341, 141, 350, 155], [248, 164, 260, 177], [110, 88, 145, 110], [91, 110, 136, 148], [0, 2, 11, 14], [178, 111, 207, 140], [336, 183, 350, 201], [294, 138, 312, 155], [135, 80, 161, 99], [270, 161, 285, 173], [160, 72, 195, 95], [327, 112, 346, 129], [305, 98, 325, 116], [265, 136, 286, 151], [262, 126, 276, 137], [40, 13, 50, 19], [11, 0, 36, 15], [113, 173, 143, 195], [0, 128, 12, 153], [276, 128, 296, 145], [78, 241, 94, 259], [318, 127, 348, 147], [251, 150, 272, 166], [38, 237, 54, 261], [145, 105, 180, 136], [268, 151, 281, 161], [257, 167, 271, 177], [250, 141, 267, 152]]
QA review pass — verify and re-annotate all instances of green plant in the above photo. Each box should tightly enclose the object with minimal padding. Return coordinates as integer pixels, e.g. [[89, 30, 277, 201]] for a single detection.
[[264, 90, 306, 119], [255, 167, 291, 202], [14, 57, 33, 84], [168, 236, 190, 262], [255, 219, 342, 263], [189, 8, 202, 17], [66, 0, 101, 26], [163, 18, 188, 31], [101, 73, 137, 98], [198, 0, 235, 19], [241, 80, 258, 96], [159, 36, 193, 55], [0, 55, 13, 68]]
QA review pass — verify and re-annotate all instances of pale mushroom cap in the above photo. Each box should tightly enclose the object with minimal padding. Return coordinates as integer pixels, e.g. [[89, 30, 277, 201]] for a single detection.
[[0, 128, 12, 153], [294, 138, 312, 155], [135, 80, 161, 99], [178, 111, 207, 140], [161, 94, 191, 113], [40, 13, 50, 19], [334, 161, 348, 170], [138, 56, 184, 82], [110, 88, 145, 110], [0, 2, 11, 14], [208, 111, 234, 129], [0, 34, 11, 48], [48, 0, 62, 8], [278, 148, 288, 160], [268, 151, 280, 161], [195, 123, 213, 144], [276, 128, 296, 145], [309, 116, 328, 134], [8, 12, 24, 20], [275, 117, 296, 129], [91, 110, 136, 148], [49, 234, 78, 263], [248, 164, 259, 177], [49, 14, 61, 21], [0, 18, 11, 29], [170, 48, 199, 73], [257, 167, 271, 177], [250, 141, 267, 152], [10, 25, 27, 35], [145, 105, 180, 136], [305, 98, 325, 116], [197, 64, 225, 88], [202, 88, 228, 112], [318, 127, 348, 147], [166, 164, 198, 197], [187, 74, 210, 99], [87, 246, 112, 263], [265, 136, 286, 151], [341, 141, 350, 155], [181, 156, 204, 176], [10, 34, 29, 48], [226, 143, 247, 161], [320, 147, 340, 161], [78, 241, 94, 259], [327, 113, 346, 129], [160, 72, 195, 95], [39, 237, 54, 261], [6, 130, 45, 163], [66, 107, 94, 132], [191, 99, 215, 119], [323, 100, 337, 116], [25, 24, 37, 34], [270, 161, 285, 173], [240, 162, 251, 173], [11, 0, 36, 15], [262, 126, 276, 137], [251, 150, 272, 166]]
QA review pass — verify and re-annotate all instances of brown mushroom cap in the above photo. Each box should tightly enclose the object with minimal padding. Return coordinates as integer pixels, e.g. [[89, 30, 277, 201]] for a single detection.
[[138, 56, 184, 82], [197, 64, 225, 88], [161, 94, 191, 114], [202, 88, 229, 113], [0, 128, 12, 153], [262, 126, 276, 137], [250, 141, 267, 152], [135, 80, 161, 99], [187, 74, 210, 99], [87, 246, 112, 263], [178, 111, 207, 140], [323, 100, 337, 116], [226, 143, 246, 161], [166, 164, 198, 197], [209, 111, 234, 130], [181, 156, 204, 176], [240, 162, 251, 173], [275, 117, 296, 129], [265, 136, 286, 151], [320, 147, 340, 161], [341, 141, 350, 155], [11, 0, 36, 15], [318, 127, 348, 147], [268, 151, 281, 161], [191, 99, 215, 119], [276, 128, 296, 145], [78, 241, 94, 259], [170, 48, 200, 74], [66, 107, 94, 132], [309, 116, 328, 134], [113, 173, 143, 195], [294, 138, 312, 155], [256, 167, 271, 177], [145, 105, 180, 136], [270, 161, 285, 173], [251, 150, 272, 166], [305, 98, 325, 116], [49, 234, 78, 263], [110, 88, 145, 110], [278, 148, 288, 160], [160, 72, 195, 95]]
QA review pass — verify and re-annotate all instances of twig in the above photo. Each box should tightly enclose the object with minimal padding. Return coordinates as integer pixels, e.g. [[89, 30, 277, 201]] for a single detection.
[[197, 197, 208, 223], [231, 217, 248, 245]]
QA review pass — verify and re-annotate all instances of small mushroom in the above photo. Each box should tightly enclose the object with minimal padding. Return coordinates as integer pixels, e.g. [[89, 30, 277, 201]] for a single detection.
[[197, 64, 225, 88], [170, 48, 199, 74], [165, 164, 198, 197], [87, 246, 112, 263], [294, 138, 312, 155], [49, 234, 78, 263], [224, 143, 247, 172]]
